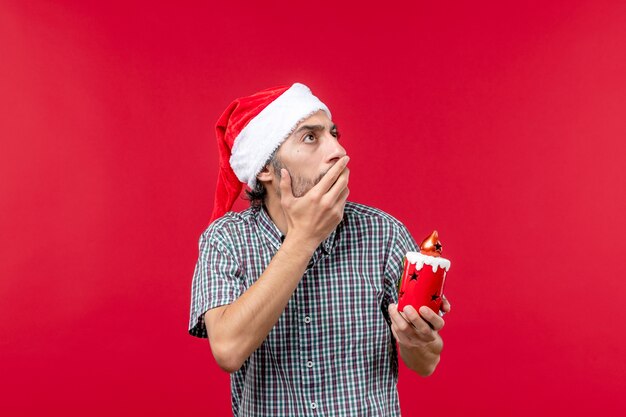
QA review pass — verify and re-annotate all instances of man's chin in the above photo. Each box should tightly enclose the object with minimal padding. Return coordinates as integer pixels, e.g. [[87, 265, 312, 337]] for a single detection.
[[275, 168, 328, 198]]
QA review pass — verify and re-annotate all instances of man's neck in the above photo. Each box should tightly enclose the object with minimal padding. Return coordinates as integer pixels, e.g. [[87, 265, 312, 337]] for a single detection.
[[263, 194, 288, 236]]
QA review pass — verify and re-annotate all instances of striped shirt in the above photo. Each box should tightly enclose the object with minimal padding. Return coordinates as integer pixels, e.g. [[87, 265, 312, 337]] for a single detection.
[[189, 201, 418, 416]]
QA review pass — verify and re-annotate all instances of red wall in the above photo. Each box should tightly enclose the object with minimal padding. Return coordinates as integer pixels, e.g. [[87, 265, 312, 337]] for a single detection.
[[2, 1, 625, 415]]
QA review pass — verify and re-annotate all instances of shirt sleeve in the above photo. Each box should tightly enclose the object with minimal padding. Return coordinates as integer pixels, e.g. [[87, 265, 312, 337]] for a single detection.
[[383, 221, 419, 307], [188, 229, 244, 338]]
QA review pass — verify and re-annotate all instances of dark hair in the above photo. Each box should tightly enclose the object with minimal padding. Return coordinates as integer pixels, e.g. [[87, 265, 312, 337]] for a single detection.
[[243, 150, 280, 207], [244, 180, 267, 207]]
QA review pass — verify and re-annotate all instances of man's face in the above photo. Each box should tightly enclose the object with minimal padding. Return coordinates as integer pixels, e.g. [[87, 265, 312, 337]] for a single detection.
[[270, 110, 347, 198]]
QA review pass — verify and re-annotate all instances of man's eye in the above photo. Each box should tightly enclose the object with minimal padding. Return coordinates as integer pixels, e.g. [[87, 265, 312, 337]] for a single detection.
[[332, 131, 340, 140], [303, 134, 315, 143]]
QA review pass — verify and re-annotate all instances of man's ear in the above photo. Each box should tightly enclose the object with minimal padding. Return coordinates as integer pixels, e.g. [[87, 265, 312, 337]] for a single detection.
[[256, 165, 273, 183]]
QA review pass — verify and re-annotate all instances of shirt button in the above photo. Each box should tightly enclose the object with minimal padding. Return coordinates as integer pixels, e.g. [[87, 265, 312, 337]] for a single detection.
[[311, 402, 317, 410], [307, 361, 313, 368], [304, 316, 311, 324]]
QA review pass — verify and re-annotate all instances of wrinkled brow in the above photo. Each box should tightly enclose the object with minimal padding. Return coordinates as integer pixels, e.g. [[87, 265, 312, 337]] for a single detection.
[[293, 124, 338, 135]]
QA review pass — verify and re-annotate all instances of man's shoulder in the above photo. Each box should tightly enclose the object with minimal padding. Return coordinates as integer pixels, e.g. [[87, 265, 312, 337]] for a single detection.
[[200, 206, 259, 243], [344, 201, 406, 230]]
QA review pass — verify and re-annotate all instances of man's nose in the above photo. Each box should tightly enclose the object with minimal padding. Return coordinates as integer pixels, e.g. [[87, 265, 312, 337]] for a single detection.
[[325, 133, 347, 162]]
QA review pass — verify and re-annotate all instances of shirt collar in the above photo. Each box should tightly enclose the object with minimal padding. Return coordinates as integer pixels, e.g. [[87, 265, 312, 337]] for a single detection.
[[256, 205, 283, 251], [256, 204, 340, 255]]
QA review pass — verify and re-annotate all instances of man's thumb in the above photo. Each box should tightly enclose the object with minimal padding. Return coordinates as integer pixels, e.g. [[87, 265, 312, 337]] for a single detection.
[[279, 168, 293, 198]]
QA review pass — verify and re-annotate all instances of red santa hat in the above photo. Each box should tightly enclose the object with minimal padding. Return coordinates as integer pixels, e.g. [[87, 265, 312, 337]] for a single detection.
[[210, 82, 331, 223]]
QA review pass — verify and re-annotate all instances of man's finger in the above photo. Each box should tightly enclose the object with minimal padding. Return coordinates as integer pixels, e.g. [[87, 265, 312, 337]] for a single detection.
[[387, 304, 411, 334], [399, 305, 434, 334], [279, 168, 294, 200], [336, 184, 350, 205], [312, 155, 350, 195], [417, 306, 445, 332], [441, 295, 451, 314], [325, 167, 350, 204]]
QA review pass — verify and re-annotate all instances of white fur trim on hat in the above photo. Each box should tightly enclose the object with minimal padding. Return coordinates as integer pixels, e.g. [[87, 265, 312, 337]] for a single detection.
[[229, 83, 331, 189]]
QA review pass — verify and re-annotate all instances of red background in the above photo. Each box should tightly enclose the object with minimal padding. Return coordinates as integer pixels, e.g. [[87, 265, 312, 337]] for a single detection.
[[2, 1, 625, 415]]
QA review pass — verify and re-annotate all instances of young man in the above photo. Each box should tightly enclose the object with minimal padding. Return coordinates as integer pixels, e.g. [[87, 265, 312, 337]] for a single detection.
[[189, 83, 451, 416]]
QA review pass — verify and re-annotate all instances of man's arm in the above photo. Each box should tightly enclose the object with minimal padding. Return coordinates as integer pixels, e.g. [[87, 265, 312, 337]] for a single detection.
[[387, 296, 451, 377], [205, 156, 350, 373], [205, 235, 315, 373]]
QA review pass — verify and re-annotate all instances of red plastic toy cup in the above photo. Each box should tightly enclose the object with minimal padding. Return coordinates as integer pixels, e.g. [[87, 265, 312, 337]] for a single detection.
[[397, 252, 451, 315]]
